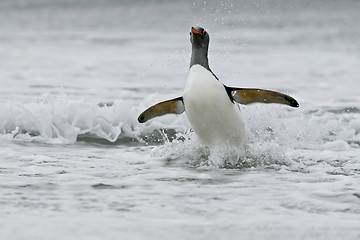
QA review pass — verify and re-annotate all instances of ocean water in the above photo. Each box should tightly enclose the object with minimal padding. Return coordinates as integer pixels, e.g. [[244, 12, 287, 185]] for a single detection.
[[0, 0, 359, 239]]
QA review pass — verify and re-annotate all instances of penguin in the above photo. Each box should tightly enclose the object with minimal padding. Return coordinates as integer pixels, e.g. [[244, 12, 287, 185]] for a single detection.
[[138, 26, 299, 148]]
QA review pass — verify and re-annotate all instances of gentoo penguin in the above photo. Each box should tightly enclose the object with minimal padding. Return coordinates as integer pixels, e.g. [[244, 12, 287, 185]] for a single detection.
[[138, 27, 299, 148]]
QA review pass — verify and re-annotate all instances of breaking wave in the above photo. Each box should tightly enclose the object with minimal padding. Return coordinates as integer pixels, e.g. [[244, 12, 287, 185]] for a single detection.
[[0, 93, 358, 169], [0, 93, 187, 145]]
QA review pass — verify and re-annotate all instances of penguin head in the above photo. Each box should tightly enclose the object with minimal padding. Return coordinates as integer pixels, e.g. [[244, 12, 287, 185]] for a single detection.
[[190, 26, 209, 49]]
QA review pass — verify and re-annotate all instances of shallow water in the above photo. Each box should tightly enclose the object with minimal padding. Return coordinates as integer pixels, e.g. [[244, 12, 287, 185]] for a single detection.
[[0, 0, 359, 239]]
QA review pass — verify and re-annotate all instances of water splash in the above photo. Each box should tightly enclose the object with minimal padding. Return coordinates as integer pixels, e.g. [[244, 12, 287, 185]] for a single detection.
[[0, 93, 358, 173]]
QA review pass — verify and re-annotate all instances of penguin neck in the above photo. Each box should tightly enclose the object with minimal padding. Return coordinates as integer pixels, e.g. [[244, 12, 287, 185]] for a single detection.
[[190, 47, 210, 72]]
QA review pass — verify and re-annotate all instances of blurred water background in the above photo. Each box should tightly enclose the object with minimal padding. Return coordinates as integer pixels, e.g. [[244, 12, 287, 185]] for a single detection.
[[0, 0, 359, 239]]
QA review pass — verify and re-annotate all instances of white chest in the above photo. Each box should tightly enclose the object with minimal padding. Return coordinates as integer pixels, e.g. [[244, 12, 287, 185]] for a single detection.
[[183, 65, 247, 147]]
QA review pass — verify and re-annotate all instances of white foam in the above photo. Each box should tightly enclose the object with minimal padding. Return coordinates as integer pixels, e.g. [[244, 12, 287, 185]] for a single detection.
[[1, 91, 358, 173], [0, 93, 191, 144]]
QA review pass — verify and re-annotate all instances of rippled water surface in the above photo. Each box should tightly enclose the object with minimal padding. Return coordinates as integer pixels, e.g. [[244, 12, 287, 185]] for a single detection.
[[0, 0, 359, 239]]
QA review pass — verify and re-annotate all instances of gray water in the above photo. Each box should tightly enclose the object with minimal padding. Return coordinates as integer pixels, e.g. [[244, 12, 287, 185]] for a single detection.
[[0, 0, 359, 239]]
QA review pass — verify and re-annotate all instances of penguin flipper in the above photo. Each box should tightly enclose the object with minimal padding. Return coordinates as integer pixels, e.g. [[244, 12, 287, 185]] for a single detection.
[[138, 97, 185, 123], [226, 87, 299, 108]]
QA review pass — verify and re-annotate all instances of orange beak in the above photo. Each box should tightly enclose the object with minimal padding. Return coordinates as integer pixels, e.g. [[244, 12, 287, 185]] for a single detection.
[[191, 27, 203, 37]]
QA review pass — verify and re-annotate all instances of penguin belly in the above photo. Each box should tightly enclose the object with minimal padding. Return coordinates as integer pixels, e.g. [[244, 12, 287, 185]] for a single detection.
[[183, 65, 247, 148]]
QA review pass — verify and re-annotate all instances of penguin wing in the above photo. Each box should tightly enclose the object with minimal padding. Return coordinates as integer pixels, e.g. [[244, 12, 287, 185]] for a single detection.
[[226, 86, 299, 107], [138, 97, 185, 123]]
